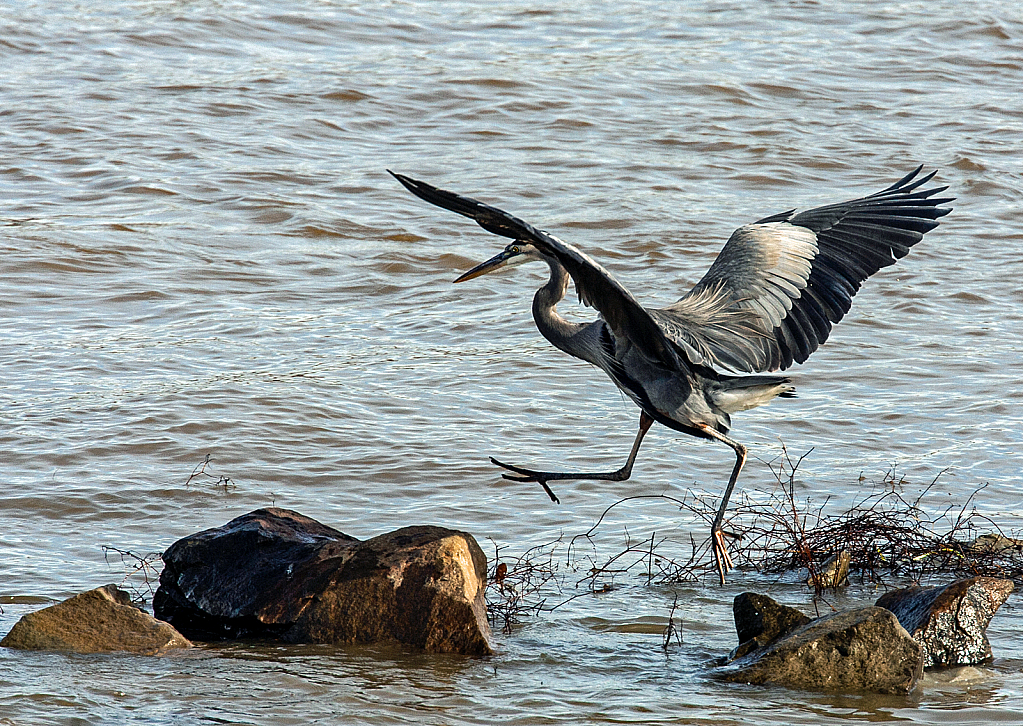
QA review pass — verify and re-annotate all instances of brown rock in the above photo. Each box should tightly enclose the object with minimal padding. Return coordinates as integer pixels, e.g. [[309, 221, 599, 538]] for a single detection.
[[285, 526, 493, 654], [718, 606, 923, 695], [968, 534, 1023, 554], [0, 585, 191, 655], [876, 576, 1014, 667], [154, 508, 493, 655]]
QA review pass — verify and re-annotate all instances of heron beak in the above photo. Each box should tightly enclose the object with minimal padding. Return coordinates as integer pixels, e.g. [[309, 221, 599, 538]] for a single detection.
[[454, 249, 517, 283]]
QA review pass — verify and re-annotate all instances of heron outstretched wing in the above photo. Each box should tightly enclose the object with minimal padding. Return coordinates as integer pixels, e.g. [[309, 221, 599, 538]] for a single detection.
[[389, 171, 681, 371], [651, 167, 954, 372]]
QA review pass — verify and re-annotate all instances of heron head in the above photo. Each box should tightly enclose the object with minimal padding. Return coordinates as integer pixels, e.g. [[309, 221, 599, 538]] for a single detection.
[[454, 241, 543, 283]]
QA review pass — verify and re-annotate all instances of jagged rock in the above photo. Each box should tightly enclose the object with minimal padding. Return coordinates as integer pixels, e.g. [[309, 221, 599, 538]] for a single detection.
[[875, 576, 1013, 667], [153, 508, 360, 640], [0, 585, 191, 655], [717, 606, 923, 694], [730, 592, 811, 660], [154, 508, 493, 655]]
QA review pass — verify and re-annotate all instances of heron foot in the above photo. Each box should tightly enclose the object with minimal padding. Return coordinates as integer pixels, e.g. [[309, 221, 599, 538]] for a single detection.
[[712, 526, 735, 585], [490, 457, 561, 504]]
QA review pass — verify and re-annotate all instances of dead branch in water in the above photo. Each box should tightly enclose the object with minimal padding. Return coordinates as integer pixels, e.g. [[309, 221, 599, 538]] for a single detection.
[[565, 494, 712, 590], [485, 536, 564, 634], [568, 453, 1023, 591], [186, 453, 236, 490], [102, 546, 163, 607], [662, 592, 684, 651], [732, 459, 1020, 587]]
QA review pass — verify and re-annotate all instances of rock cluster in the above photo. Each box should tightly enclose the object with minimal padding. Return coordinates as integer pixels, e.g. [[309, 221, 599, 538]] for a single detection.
[[153, 508, 493, 655], [720, 598, 921, 694], [718, 576, 1013, 694], [3, 509, 1013, 691], [0, 584, 191, 655], [2, 509, 492, 658]]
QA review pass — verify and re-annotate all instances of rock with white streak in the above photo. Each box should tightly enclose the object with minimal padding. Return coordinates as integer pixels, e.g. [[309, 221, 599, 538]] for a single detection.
[[875, 576, 1013, 667]]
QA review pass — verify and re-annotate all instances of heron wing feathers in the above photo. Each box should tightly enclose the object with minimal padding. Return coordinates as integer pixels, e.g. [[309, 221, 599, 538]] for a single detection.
[[534, 234, 683, 370], [391, 168, 952, 375], [652, 223, 818, 371], [655, 167, 953, 372]]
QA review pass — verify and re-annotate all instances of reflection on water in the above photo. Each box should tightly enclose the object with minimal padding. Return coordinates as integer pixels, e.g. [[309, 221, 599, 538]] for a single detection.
[[2, 0, 1023, 723]]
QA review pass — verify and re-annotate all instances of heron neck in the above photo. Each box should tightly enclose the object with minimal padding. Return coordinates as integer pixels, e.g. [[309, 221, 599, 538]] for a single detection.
[[532, 258, 589, 360]]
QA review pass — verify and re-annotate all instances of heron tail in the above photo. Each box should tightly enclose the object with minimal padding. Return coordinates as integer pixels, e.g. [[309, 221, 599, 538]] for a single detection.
[[710, 375, 796, 414]]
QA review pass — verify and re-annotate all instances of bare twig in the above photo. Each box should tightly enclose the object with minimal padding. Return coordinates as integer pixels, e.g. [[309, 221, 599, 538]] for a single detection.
[[485, 536, 564, 634], [186, 454, 236, 490], [102, 546, 163, 607], [662, 592, 684, 651]]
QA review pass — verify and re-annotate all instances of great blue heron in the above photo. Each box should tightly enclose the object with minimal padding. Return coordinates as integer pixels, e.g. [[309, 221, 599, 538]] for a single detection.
[[390, 167, 952, 582]]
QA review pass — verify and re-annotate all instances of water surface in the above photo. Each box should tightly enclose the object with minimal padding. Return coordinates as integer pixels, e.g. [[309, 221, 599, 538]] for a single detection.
[[2, 1, 1023, 723]]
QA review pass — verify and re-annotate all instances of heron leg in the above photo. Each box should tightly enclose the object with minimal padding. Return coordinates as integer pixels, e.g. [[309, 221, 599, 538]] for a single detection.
[[697, 424, 747, 585], [492, 412, 655, 504]]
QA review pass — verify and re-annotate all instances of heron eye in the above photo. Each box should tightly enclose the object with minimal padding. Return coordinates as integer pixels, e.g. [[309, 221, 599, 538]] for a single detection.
[[510, 245, 520, 254]]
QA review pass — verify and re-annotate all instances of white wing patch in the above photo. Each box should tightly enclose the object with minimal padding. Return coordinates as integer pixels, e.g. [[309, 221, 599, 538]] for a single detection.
[[653, 222, 819, 372]]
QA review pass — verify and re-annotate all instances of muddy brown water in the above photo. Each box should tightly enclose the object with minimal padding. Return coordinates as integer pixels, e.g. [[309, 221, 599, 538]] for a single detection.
[[2, 1, 1023, 723]]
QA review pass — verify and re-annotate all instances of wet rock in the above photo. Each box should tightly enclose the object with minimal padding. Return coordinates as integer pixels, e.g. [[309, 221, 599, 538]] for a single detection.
[[875, 576, 1013, 667], [968, 534, 1023, 554], [153, 508, 360, 640], [718, 606, 923, 695], [1, 585, 191, 655], [154, 508, 493, 655], [284, 526, 493, 654], [730, 592, 811, 660]]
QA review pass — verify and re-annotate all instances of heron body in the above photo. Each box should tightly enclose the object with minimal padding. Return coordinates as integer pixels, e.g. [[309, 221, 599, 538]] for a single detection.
[[391, 168, 952, 582]]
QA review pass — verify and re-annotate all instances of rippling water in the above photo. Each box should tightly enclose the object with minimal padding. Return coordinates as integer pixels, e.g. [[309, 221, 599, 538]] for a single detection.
[[3, 1, 1023, 723]]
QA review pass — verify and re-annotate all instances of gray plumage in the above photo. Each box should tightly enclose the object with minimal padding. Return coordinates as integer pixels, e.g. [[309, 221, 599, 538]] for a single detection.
[[390, 167, 952, 582]]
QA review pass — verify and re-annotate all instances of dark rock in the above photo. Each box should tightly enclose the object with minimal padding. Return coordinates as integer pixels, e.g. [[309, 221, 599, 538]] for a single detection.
[[718, 606, 923, 695], [154, 508, 493, 655], [733, 592, 811, 644], [1, 585, 191, 654], [730, 592, 811, 660], [875, 576, 1013, 667], [153, 508, 360, 640]]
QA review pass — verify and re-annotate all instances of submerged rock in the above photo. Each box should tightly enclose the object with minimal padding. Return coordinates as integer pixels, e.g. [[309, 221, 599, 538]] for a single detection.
[[1, 585, 191, 655], [730, 592, 811, 660], [968, 534, 1023, 554], [718, 606, 923, 695], [154, 508, 493, 655], [875, 576, 1013, 667]]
